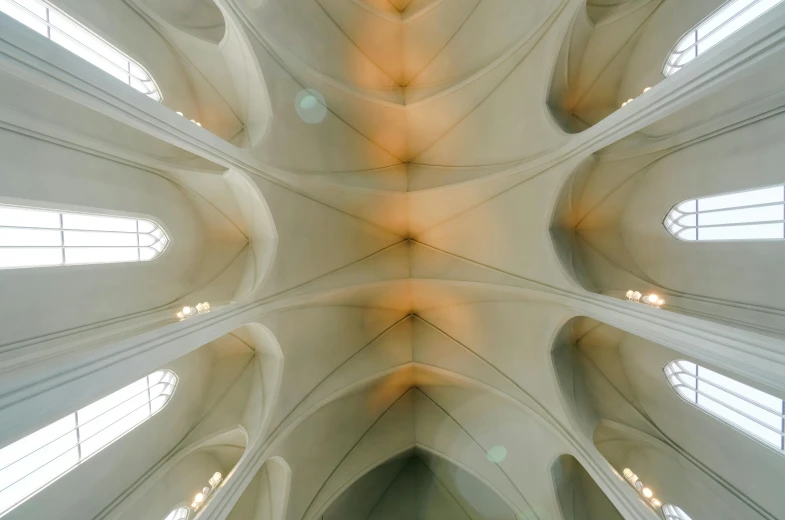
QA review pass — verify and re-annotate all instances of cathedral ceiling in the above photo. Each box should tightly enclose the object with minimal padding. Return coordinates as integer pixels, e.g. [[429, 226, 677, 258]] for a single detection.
[[1, 0, 785, 519]]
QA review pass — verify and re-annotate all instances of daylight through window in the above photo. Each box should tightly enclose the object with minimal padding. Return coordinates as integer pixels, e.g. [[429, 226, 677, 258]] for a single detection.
[[663, 0, 785, 76], [0, 204, 169, 269], [0, 370, 177, 517], [0, 0, 162, 100], [662, 504, 694, 520], [664, 184, 785, 241], [164, 506, 191, 520], [664, 360, 785, 451]]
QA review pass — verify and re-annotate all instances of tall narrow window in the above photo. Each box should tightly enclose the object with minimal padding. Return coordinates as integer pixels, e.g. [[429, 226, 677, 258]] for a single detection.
[[0, 0, 162, 100], [663, 0, 785, 76], [0, 370, 177, 517], [0, 203, 169, 269], [664, 184, 785, 241], [664, 360, 785, 451], [662, 504, 693, 520], [164, 506, 191, 520]]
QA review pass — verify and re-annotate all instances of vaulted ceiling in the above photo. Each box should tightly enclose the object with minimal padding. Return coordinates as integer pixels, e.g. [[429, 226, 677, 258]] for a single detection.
[[1, 0, 785, 519]]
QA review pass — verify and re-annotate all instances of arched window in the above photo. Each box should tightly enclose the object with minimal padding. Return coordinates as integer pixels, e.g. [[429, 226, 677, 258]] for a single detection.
[[662, 504, 693, 520], [664, 360, 785, 451], [0, 203, 169, 269], [164, 506, 191, 520], [664, 184, 785, 241], [663, 0, 785, 76], [0, 0, 162, 100], [0, 370, 177, 517]]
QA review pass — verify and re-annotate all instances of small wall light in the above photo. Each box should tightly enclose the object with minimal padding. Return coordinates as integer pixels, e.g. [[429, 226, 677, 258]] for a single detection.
[[621, 87, 652, 107], [622, 467, 666, 514], [187, 471, 224, 512], [209, 472, 223, 487], [626, 290, 664, 308], [175, 110, 202, 127], [176, 302, 211, 320]]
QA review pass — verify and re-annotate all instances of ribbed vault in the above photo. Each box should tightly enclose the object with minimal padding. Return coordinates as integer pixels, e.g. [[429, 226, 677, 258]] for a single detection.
[[1, 0, 785, 519]]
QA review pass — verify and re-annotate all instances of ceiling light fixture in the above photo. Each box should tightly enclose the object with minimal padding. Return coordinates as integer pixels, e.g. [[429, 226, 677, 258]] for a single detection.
[[188, 472, 223, 512], [626, 290, 664, 308], [175, 110, 202, 127], [621, 87, 652, 107], [622, 468, 665, 513], [176, 302, 211, 320]]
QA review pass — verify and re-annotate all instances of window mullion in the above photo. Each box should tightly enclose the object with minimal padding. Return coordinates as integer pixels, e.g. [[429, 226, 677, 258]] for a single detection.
[[147, 374, 152, 417], [74, 411, 82, 461], [1, 0, 162, 101], [667, 360, 785, 452], [59, 212, 65, 265], [0, 202, 168, 268], [781, 399, 784, 450], [0, 370, 177, 517]]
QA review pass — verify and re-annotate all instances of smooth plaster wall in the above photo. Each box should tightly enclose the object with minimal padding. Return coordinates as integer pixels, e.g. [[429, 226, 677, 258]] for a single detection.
[[570, 111, 785, 334], [3, 336, 251, 520], [322, 452, 517, 520], [3, 0, 785, 518], [46, 0, 243, 140], [0, 127, 208, 345], [118, 446, 244, 520], [551, 454, 623, 520], [565, 318, 785, 519]]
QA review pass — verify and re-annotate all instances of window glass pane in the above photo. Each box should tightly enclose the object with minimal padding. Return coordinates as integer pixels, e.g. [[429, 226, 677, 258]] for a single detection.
[[698, 205, 782, 226], [62, 213, 137, 232], [700, 367, 782, 409], [698, 186, 783, 211], [676, 228, 697, 241], [698, 382, 781, 430], [677, 200, 697, 213], [137, 220, 156, 233], [138, 247, 157, 261], [675, 32, 697, 52], [49, 11, 126, 69], [0, 228, 61, 247], [698, 0, 753, 39], [64, 247, 139, 265], [0, 206, 59, 228], [63, 230, 138, 247], [675, 51, 696, 67], [138, 234, 157, 247], [697, 223, 783, 240], [0, 371, 176, 516], [0, 416, 78, 516], [664, 0, 785, 76], [664, 361, 784, 451], [0, 248, 62, 268], [80, 406, 149, 459], [699, 394, 782, 447], [676, 213, 697, 227], [79, 379, 148, 423]]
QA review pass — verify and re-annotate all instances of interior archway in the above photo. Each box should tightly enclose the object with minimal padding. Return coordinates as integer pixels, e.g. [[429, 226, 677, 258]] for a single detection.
[[552, 316, 785, 520], [321, 448, 518, 520]]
